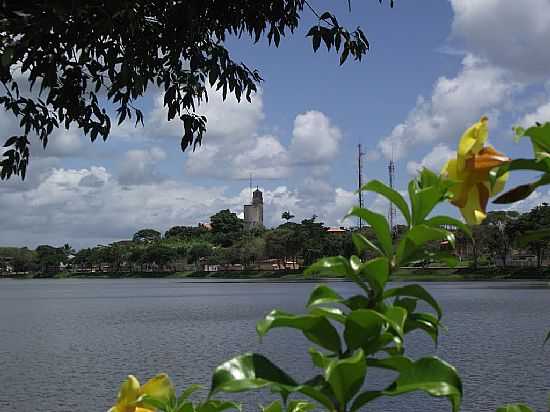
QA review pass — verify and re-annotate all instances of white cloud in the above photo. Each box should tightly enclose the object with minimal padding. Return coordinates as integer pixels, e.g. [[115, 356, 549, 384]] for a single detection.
[[0, 166, 229, 248], [32, 129, 83, 158], [450, 0, 550, 79], [406, 144, 455, 176], [0, 162, 360, 248], [290, 111, 342, 164], [379, 55, 520, 159], [365, 150, 381, 162], [259, 184, 356, 228], [518, 102, 550, 127], [118, 147, 167, 185], [184, 108, 342, 180]]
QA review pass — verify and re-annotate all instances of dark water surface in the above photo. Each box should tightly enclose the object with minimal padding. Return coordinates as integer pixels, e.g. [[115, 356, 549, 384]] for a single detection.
[[1, 279, 549, 412]]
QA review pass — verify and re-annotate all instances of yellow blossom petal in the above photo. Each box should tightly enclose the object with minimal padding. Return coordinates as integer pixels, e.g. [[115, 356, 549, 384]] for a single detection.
[[441, 158, 458, 179], [140, 373, 175, 403], [111, 375, 141, 412], [460, 185, 487, 225], [491, 172, 508, 196], [458, 116, 488, 160]]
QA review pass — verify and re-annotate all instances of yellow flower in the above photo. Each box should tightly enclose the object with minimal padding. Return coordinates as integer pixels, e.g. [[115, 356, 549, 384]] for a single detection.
[[110, 373, 174, 412], [442, 117, 510, 225]]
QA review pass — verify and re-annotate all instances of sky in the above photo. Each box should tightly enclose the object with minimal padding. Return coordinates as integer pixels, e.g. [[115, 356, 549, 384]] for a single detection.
[[2, 0, 550, 249]]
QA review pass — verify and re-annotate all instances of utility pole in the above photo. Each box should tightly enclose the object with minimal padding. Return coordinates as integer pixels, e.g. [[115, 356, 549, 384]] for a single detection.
[[358, 144, 365, 229]]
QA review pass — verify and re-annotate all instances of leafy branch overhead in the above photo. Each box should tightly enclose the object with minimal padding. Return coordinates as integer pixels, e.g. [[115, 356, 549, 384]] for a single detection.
[[0, 0, 392, 179]]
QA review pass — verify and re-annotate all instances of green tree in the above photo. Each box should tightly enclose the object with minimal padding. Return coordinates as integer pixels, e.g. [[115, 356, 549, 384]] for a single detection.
[[35, 245, 66, 273], [299, 215, 327, 266], [265, 227, 292, 268], [281, 211, 295, 222], [0, 1, 390, 179], [188, 242, 213, 269], [141, 245, 177, 270], [210, 209, 243, 247], [240, 236, 266, 267], [507, 203, 550, 268], [133, 229, 162, 243], [479, 211, 519, 266], [164, 226, 210, 241], [62, 243, 75, 257], [0, 247, 37, 272]]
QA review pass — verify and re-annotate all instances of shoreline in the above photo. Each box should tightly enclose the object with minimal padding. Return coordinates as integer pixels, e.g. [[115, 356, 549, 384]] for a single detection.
[[2, 270, 550, 283]]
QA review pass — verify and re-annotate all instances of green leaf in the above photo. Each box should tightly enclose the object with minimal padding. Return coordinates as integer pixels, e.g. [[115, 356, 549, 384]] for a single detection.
[[262, 400, 316, 412], [138, 395, 168, 411], [424, 215, 472, 238], [523, 123, 550, 155], [345, 206, 393, 257], [176, 401, 195, 412], [305, 256, 350, 277], [257, 310, 342, 353], [309, 348, 333, 369], [496, 158, 550, 177], [396, 225, 454, 267], [359, 257, 390, 297], [260, 400, 283, 412], [344, 310, 385, 351], [493, 183, 536, 204], [325, 349, 366, 405], [367, 356, 462, 412], [344, 309, 404, 352], [210, 353, 297, 396], [360, 180, 411, 225], [297, 376, 336, 410], [197, 400, 241, 412], [412, 186, 445, 225], [496, 404, 534, 412], [287, 400, 317, 412], [177, 384, 202, 404], [306, 284, 344, 308], [383, 306, 407, 337], [394, 297, 418, 313], [384, 284, 442, 319], [405, 312, 441, 345], [343, 295, 371, 310], [352, 232, 383, 256], [309, 307, 347, 324], [349, 391, 382, 411]]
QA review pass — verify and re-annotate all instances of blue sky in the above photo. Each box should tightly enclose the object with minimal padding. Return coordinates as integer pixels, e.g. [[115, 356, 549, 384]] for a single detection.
[[2, 0, 550, 248]]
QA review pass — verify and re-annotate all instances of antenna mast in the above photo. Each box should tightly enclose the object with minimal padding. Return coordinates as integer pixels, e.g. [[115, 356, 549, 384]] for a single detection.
[[358, 144, 365, 229]]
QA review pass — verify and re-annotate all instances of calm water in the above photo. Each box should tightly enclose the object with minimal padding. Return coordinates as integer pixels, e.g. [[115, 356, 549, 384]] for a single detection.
[[1, 279, 549, 412]]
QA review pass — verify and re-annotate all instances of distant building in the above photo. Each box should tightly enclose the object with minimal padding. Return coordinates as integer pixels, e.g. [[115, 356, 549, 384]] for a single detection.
[[327, 227, 347, 235], [244, 188, 264, 229]]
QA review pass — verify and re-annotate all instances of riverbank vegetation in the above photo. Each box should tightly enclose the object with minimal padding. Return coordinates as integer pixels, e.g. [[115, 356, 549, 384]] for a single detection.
[[2, 202, 550, 279]]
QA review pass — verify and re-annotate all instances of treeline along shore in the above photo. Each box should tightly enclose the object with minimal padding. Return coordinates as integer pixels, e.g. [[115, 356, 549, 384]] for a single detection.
[[2, 205, 550, 280]]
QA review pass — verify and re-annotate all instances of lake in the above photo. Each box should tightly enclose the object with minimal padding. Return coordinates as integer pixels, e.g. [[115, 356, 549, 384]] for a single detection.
[[0, 279, 549, 412]]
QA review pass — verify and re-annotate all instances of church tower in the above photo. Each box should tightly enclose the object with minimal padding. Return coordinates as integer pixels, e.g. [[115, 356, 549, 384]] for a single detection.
[[244, 188, 264, 229]]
